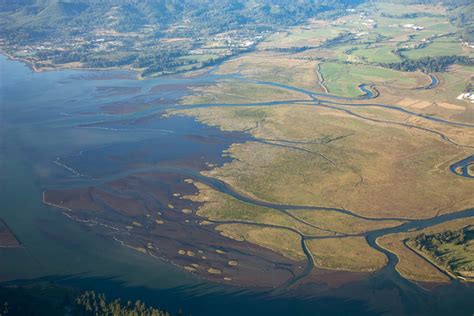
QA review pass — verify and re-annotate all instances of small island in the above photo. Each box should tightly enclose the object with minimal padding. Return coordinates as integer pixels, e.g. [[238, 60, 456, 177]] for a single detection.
[[408, 226, 474, 281]]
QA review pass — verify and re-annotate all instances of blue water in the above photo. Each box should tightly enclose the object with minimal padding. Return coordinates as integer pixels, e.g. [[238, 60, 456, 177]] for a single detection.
[[450, 156, 474, 179]]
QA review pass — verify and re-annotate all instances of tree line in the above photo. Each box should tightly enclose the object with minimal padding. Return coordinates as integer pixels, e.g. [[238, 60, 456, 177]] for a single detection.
[[380, 55, 474, 73]]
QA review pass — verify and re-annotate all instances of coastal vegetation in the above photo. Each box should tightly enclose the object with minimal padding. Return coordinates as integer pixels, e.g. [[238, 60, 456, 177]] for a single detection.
[[186, 182, 335, 237], [0, 286, 172, 316], [175, 105, 474, 218], [182, 182, 403, 265], [76, 291, 171, 316], [306, 237, 387, 272], [180, 80, 310, 105], [31, 0, 474, 287], [216, 224, 306, 261], [165, 0, 474, 285], [287, 210, 404, 235], [409, 226, 474, 279], [1, 3, 474, 316], [377, 218, 474, 282]]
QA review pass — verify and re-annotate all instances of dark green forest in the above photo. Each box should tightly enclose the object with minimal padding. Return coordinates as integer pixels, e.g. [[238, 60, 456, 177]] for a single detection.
[[412, 226, 474, 274], [0, 286, 175, 316]]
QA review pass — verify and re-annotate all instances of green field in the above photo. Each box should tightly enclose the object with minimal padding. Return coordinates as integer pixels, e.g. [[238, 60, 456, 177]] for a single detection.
[[353, 45, 401, 63], [320, 62, 417, 97], [403, 39, 469, 59], [180, 54, 219, 62], [259, 25, 342, 48]]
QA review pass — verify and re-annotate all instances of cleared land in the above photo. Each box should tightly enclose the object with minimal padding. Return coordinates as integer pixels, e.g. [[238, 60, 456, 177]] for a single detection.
[[352, 45, 401, 64], [258, 20, 341, 49], [319, 62, 421, 97]]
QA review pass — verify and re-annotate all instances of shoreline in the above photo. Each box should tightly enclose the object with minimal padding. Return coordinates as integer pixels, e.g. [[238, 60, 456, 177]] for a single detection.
[[0, 50, 217, 81], [0, 50, 143, 79]]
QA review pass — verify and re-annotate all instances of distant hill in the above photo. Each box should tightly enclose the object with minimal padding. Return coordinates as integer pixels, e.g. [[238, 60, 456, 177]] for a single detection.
[[0, 0, 362, 39], [0, 0, 471, 76], [448, 2, 474, 42], [376, 0, 474, 41], [0, 0, 363, 75]]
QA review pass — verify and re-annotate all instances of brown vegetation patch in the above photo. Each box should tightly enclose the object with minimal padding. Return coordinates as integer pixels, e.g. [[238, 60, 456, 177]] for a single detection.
[[307, 237, 387, 272]]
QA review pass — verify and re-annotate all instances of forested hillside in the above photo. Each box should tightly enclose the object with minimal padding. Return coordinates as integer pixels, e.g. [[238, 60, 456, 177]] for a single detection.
[[0, 0, 361, 40]]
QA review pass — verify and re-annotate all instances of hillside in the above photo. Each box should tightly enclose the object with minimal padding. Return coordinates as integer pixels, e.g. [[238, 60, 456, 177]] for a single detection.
[[0, 0, 361, 75], [0, 0, 471, 76]]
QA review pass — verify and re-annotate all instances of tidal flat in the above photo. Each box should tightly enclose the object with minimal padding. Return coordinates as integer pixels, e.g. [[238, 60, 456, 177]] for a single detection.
[[1, 4, 474, 311]]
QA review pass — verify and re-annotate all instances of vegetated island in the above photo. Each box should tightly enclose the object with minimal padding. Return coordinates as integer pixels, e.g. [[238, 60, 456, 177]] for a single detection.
[[408, 225, 474, 281]]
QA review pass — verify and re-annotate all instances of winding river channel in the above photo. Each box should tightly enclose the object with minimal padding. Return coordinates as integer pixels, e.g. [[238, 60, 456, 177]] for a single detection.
[[450, 156, 474, 179], [1, 55, 473, 315]]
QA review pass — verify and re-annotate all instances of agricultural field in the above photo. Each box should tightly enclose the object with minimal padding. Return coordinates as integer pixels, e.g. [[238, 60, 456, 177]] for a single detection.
[[216, 53, 324, 92], [258, 20, 342, 49], [403, 37, 472, 60], [319, 62, 419, 97], [351, 45, 402, 64]]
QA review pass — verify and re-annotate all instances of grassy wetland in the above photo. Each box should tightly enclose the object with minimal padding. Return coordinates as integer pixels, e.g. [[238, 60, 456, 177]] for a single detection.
[[1, 2, 472, 315], [30, 1, 472, 291], [2, 1, 474, 315], [167, 1, 474, 287]]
